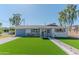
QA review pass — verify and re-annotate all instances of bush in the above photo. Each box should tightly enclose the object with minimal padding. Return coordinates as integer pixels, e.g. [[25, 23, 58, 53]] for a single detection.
[[0, 28, 3, 34]]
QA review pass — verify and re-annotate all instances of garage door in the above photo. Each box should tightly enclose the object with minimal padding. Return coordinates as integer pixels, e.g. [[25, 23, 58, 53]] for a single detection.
[[16, 29, 26, 36]]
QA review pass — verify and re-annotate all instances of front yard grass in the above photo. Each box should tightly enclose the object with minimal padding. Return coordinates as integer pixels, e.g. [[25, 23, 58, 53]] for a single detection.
[[60, 38, 79, 49], [0, 37, 66, 55]]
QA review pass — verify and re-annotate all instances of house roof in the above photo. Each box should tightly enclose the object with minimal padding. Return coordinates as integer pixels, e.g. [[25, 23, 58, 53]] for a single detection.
[[47, 23, 58, 26], [14, 25, 64, 29]]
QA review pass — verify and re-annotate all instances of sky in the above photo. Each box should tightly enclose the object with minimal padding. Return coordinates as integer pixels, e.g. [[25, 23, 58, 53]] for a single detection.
[[0, 4, 79, 27]]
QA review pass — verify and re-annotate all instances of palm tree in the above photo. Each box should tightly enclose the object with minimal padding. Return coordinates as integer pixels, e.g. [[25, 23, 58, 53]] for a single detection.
[[58, 4, 79, 30], [65, 4, 79, 27], [65, 4, 79, 31], [58, 11, 67, 27]]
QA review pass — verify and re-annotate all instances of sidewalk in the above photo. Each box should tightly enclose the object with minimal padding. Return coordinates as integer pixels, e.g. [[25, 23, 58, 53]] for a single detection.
[[0, 37, 19, 44], [49, 38, 79, 55]]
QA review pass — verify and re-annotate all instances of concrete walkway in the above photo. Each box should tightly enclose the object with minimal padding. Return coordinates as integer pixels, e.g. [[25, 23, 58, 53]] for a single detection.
[[0, 37, 19, 44], [49, 38, 79, 55]]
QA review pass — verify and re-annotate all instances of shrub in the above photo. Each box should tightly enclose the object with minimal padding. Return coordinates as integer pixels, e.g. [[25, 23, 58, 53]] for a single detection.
[[0, 28, 3, 34]]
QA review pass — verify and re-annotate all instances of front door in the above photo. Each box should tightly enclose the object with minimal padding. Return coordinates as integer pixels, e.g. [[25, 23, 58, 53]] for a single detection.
[[42, 31, 47, 38], [41, 29, 51, 38]]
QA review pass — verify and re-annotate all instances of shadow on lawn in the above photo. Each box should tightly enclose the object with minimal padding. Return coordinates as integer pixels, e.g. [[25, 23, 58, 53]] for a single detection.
[[16, 36, 50, 40], [15, 36, 79, 40], [42, 38, 49, 40]]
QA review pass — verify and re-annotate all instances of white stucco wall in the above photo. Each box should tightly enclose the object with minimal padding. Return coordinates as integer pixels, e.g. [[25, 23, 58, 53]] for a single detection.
[[25, 29, 31, 36], [15, 28, 68, 37], [25, 29, 31, 33]]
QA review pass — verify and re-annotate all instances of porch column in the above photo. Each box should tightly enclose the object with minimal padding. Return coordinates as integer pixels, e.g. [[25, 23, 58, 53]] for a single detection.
[[51, 28, 54, 38], [40, 28, 42, 38]]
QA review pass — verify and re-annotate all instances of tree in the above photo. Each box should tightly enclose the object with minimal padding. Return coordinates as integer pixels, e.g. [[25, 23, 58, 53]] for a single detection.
[[0, 23, 2, 27], [0, 23, 3, 34], [65, 4, 79, 27], [9, 13, 23, 35], [58, 4, 79, 29], [9, 13, 23, 26], [58, 11, 67, 27]]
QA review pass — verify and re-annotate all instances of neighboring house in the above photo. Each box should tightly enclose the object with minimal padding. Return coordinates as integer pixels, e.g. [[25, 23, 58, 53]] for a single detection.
[[15, 25, 68, 38], [67, 25, 79, 38], [3, 27, 15, 35], [3, 27, 9, 33]]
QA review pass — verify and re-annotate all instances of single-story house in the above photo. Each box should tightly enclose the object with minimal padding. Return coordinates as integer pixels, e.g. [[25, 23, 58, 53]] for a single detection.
[[14, 25, 79, 38], [14, 25, 68, 38]]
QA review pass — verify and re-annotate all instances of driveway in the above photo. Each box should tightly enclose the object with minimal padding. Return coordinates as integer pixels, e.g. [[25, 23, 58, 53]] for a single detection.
[[0, 37, 19, 44]]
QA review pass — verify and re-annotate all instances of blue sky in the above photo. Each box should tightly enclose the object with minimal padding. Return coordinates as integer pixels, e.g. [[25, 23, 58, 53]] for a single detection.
[[0, 4, 79, 27]]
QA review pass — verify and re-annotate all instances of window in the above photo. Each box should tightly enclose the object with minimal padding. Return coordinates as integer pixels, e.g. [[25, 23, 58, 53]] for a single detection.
[[31, 29, 40, 36], [55, 28, 65, 32], [31, 29, 40, 33]]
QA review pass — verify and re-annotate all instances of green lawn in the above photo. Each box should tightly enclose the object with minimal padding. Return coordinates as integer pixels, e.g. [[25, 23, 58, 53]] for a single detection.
[[0, 37, 66, 55], [60, 39, 79, 49]]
